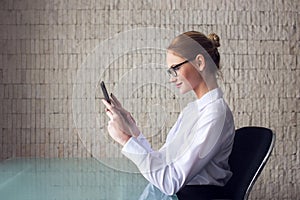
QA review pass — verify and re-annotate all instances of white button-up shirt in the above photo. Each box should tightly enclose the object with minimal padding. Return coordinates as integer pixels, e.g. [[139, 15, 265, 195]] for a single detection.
[[122, 88, 235, 195]]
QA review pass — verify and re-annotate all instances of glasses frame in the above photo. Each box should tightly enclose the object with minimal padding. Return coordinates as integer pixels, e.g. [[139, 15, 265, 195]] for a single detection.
[[167, 59, 190, 77]]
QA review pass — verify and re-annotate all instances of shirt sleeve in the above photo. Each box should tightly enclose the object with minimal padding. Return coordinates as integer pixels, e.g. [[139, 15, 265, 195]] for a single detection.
[[136, 133, 153, 152], [125, 112, 184, 153], [121, 133, 153, 154], [122, 103, 228, 195]]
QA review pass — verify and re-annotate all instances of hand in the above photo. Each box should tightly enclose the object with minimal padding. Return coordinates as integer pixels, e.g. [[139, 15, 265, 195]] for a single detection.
[[102, 94, 140, 145]]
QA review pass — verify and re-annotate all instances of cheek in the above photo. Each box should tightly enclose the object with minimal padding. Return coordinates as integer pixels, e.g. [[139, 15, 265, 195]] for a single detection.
[[180, 65, 201, 86]]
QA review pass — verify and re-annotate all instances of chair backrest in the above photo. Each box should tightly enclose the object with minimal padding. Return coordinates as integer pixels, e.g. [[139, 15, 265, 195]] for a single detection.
[[220, 126, 275, 200]]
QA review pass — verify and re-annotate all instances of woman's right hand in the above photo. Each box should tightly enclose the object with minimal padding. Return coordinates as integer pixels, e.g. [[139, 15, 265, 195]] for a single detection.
[[103, 93, 141, 138]]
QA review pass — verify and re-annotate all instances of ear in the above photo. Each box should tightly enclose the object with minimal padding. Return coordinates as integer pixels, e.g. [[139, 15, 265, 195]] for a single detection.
[[195, 54, 205, 71]]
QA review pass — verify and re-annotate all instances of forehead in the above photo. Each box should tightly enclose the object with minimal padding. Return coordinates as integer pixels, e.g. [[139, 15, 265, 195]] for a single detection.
[[166, 51, 185, 66]]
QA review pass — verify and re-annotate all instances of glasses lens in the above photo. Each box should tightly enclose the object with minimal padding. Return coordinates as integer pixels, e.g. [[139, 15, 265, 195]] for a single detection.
[[167, 60, 189, 77], [167, 68, 177, 77]]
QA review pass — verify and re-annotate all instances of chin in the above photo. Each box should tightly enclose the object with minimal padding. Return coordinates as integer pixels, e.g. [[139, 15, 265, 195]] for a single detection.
[[179, 87, 192, 94]]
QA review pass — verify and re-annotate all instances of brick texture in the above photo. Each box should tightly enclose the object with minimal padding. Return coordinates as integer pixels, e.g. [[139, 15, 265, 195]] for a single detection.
[[0, 0, 299, 199]]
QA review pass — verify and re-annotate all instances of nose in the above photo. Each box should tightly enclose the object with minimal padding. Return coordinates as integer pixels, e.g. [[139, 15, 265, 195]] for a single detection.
[[169, 76, 176, 83]]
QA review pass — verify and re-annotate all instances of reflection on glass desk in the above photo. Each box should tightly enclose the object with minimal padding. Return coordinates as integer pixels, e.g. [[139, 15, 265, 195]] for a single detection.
[[0, 158, 178, 200]]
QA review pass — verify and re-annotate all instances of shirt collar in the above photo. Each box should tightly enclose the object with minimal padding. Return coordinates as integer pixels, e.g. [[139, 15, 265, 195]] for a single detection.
[[188, 88, 223, 112]]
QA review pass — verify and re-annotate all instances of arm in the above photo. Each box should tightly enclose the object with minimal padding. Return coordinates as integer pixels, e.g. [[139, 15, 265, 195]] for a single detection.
[[122, 105, 228, 195]]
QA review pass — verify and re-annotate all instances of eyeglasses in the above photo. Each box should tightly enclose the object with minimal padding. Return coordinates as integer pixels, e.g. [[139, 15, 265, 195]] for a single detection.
[[167, 60, 190, 77]]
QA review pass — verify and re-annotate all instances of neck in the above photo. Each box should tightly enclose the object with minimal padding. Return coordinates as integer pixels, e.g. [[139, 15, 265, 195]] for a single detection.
[[194, 75, 218, 99]]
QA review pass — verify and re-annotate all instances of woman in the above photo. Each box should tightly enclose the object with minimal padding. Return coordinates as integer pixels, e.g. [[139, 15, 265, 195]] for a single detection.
[[102, 31, 235, 199]]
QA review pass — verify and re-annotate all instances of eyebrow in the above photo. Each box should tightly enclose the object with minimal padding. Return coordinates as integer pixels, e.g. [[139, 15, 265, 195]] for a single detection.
[[170, 60, 189, 69]]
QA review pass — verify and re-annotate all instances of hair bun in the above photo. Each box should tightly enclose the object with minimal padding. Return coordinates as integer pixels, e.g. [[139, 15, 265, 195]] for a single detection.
[[208, 33, 220, 48]]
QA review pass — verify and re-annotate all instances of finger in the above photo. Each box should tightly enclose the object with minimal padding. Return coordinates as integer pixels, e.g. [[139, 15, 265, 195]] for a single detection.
[[102, 99, 118, 118], [102, 99, 114, 110], [105, 108, 113, 119], [110, 93, 122, 107]]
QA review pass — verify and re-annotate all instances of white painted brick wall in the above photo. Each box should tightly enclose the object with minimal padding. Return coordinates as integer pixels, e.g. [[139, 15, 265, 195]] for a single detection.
[[0, 0, 299, 199]]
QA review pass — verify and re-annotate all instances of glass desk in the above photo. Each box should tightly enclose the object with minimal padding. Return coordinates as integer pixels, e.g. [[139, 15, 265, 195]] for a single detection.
[[0, 158, 178, 200]]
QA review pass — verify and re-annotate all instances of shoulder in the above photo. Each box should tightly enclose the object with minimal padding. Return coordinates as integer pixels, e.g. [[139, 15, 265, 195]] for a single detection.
[[193, 97, 234, 132], [201, 98, 227, 117]]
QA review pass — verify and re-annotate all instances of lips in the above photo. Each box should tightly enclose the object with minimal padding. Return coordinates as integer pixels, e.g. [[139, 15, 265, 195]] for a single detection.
[[176, 82, 183, 88]]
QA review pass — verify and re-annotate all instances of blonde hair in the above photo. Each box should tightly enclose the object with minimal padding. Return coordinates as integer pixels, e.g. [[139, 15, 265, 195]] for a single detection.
[[167, 31, 221, 72]]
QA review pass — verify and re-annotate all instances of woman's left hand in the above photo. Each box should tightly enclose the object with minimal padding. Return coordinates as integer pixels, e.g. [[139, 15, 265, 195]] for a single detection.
[[102, 94, 140, 146]]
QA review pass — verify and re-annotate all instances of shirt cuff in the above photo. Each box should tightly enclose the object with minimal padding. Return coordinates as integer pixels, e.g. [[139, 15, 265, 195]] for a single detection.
[[122, 136, 148, 155], [137, 133, 145, 140]]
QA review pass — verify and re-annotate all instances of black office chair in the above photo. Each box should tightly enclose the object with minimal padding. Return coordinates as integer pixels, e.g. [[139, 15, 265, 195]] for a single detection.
[[177, 126, 275, 200]]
